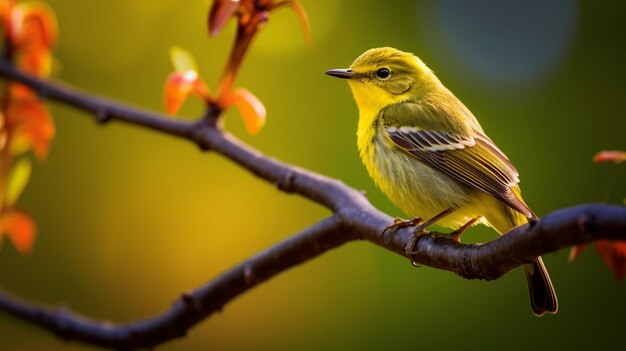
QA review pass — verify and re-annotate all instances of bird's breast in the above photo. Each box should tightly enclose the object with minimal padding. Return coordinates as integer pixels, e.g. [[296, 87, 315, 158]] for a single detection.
[[359, 124, 473, 227]]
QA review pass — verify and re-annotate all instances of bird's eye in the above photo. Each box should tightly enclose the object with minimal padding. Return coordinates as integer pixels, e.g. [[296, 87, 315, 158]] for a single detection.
[[376, 68, 391, 79]]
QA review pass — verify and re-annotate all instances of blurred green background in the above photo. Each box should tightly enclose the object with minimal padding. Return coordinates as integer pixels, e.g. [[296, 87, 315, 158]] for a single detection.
[[1, 0, 625, 350]]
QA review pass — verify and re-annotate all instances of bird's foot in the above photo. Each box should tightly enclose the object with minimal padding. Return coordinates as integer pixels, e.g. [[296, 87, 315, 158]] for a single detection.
[[400, 208, 458, 265], [404, 222, 433, 257], [431, 231, 462, 242], [382, 217, 422, 236], [448, 217, 479, 242], [448, 229, 464, 243], [405, 230, 463, 258]]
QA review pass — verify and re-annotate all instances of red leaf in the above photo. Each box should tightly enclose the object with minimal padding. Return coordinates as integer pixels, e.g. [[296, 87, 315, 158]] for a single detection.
[[226, 88, 266, 134], [593, 150, 626, 164], [572, 240, 626, 281], [594, 241, 626, 281], [0, 210, 36, 254], [208, 0, 240, 37]]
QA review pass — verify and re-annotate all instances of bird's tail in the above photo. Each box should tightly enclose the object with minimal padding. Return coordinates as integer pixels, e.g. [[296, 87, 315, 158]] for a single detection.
[[523, 258, 558, 316], [488, 201, 558, 316]]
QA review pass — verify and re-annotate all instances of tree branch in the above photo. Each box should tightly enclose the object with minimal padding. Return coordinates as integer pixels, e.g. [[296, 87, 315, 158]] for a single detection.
[[0, 217, 346, 350], [1, 59, 626, 349]]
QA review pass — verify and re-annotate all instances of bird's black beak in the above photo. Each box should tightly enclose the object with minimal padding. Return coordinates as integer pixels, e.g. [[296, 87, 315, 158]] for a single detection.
[[325, 68, 358, 79]]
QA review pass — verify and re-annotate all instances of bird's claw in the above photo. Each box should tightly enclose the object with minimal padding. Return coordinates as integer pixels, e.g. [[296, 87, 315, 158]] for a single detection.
[[404, 226, 430, 257], [447, 230, 463, 243], [382, 217, 422, 236], [405, 230, 461, 258]]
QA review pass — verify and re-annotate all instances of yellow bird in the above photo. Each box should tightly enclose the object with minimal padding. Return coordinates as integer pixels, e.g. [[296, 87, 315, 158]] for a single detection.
[[326, 47, 557, 316]]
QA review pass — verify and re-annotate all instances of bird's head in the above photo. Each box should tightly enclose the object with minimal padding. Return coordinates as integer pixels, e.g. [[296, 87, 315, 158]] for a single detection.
[[326, 47, 439, 113]]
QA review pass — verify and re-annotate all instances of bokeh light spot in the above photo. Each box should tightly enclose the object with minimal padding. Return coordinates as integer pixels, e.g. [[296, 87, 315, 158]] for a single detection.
[[420, 0, 578, 87]]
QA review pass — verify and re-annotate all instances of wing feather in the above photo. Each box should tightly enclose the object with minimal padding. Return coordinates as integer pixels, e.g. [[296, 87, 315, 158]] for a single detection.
[[387, 128, 533, 218]]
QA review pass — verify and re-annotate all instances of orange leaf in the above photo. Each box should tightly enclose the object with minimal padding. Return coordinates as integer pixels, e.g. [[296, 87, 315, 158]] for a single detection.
[[228, 88, 266, 135], [164, 71, 194, 115], [0, 0, 16, 33], [163, 71, 210, 116], [0, 210, 36, 254], [594, 241, 626, 281], [208, 0, 240, 37], [16, 44, 51, 76], [1, 2, 56, 77], [593, 150, 626, 164], [15, 1, 57, 49], [193, 78, 211, 100], [5, 2, 23, 46], [7, 99, 55, 159], [273, 0, 312, 46], [8, 82, 37, 101], [0, 0, 15, 17]]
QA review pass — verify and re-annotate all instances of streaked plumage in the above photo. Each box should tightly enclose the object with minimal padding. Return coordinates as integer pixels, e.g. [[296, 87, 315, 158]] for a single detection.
[[326, 47, 557, 316]]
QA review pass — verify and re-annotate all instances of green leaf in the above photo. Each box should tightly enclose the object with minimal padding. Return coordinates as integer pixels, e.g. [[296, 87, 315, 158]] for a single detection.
[[169, 46, 198, 73], [6, 158, 32, 207]]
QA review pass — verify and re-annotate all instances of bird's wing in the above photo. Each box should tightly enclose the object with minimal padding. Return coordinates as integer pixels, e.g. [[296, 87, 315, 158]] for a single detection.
[[386, 126, 534, 218]]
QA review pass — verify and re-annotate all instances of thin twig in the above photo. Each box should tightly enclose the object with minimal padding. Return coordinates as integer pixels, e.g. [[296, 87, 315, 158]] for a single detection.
[[0, 59, 625, 350]]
